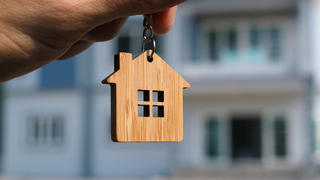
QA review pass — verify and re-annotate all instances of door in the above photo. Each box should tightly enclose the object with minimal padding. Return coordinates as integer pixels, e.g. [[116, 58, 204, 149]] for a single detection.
[[231, 115, 262, 161]]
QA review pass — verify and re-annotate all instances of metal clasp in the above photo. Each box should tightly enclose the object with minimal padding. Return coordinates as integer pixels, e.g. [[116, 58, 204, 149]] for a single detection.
[[142, 15, 156, 62]]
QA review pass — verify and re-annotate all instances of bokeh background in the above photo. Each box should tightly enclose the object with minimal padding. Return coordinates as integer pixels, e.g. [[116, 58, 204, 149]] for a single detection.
[[2, 0, 320, 179]]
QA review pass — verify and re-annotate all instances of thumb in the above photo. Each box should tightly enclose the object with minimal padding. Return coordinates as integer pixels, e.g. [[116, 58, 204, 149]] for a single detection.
[[79, 0, 186, 25]]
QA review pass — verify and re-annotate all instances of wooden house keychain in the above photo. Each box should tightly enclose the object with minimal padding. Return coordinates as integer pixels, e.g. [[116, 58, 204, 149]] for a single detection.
[[102, 15, 190, 142]]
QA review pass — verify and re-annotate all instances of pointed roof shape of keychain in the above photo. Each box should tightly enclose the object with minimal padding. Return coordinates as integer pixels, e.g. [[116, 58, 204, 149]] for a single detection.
[[102, 15, 190, 142]]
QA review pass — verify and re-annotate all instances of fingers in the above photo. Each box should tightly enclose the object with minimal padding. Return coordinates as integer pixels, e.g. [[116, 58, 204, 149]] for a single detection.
[[57, 40, 93, 60], [84, 7, 176, 38], [57, 6, 176, 60], [58, 17, 127, 59], [57, 0, 183, 60], [78, 0, 185, 26], [84, 17, 127, 42], [152, 6, 177, 34]]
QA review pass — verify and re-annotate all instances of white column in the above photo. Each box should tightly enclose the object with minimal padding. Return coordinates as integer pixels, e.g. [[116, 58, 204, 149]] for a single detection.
[[310, 1, 320, 86], [309, 0, 320, 164]]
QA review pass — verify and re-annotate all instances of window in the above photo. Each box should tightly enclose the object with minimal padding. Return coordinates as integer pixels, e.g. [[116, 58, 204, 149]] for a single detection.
[[250, 27, 260, 50], [138, 105, 150, 117], [40, 58, 76, 88], [249, 26, 281, 62], [152, 90, 164, 102], [138, 90, 149, 101], [27, 115, 64, 146], [205, 117, 220, 158], [208, 31, 218, 61], [201, 17, 287, 65], [270, 27, 281, 60], [153, 106, 164, 117], [208, 28, 238, 63], [137, 90, 164, 117], [273, 115, 287, 158], [249, 27, 261, 59], [228, 28, 238, 54], [248, 26, 267, 62], [207, 26, 281, 64]]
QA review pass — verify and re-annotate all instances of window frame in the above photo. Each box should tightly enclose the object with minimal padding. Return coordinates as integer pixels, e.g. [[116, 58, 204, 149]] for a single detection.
[[201, 113, 229, 164], [205, 117, 220, 159], [27, 114, 65, 147], [273, 115, 288, 158], [197, 16, 294, 66], [137, 89, 165, 118]]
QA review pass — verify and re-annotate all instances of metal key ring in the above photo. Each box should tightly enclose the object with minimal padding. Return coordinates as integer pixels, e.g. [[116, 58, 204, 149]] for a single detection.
[[142, 15, 156, 62], [142, 38, 156, 62], [143, 28, 153, 40]]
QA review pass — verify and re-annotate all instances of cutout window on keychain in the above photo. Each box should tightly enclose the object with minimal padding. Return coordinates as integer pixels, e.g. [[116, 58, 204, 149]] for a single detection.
[[102, 15, 190, 142]]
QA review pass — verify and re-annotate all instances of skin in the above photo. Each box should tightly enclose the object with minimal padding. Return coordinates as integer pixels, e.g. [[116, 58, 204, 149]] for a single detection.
[[0, 0, 185, 82]]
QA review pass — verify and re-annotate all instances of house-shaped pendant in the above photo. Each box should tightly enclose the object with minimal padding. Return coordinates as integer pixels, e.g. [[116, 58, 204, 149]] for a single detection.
[[102, 51, 190, 142]]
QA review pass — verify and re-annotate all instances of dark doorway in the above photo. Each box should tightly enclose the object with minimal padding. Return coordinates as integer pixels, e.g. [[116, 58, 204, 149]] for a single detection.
[[231, 115, 262, 161]]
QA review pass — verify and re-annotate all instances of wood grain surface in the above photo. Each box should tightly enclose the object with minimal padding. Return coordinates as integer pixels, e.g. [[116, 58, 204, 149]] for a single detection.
[[102, 51, 190, 142]]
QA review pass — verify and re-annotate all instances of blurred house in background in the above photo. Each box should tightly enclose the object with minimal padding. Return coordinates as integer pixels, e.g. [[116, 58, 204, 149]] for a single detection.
[[2, 0, 320, 179]]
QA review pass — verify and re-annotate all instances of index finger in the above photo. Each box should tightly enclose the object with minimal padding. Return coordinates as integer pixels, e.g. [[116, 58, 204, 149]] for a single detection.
[[152, 6, 177, 34], [77, 0, 185, 26]]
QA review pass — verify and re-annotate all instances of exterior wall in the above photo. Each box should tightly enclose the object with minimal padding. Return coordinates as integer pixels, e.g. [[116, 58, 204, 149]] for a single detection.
[[178, 1, 298, 76], [5, 70, 40, 92], [2, 91, 85, 176], [91, 43, 115, 85], [180, 94, 307, 168]]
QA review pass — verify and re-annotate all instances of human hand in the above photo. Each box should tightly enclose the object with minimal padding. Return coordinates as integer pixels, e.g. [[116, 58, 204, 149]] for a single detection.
[[0, 0, 185, 81]]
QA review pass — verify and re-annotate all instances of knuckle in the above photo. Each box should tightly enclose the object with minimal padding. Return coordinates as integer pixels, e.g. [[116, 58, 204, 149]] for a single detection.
[[132, 0, 158, 10], [47, 1, 88, 31], [32, 1, 90, 43], [131, 0, 181, 10], [112, 0, 158, 14]]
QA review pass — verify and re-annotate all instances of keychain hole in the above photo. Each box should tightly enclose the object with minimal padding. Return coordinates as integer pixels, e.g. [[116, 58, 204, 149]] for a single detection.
[[147, 56, 153, 62]]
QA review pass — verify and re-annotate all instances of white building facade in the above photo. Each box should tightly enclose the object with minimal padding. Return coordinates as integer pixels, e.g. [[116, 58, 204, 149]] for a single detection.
[[1, 0, 319, 178]]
